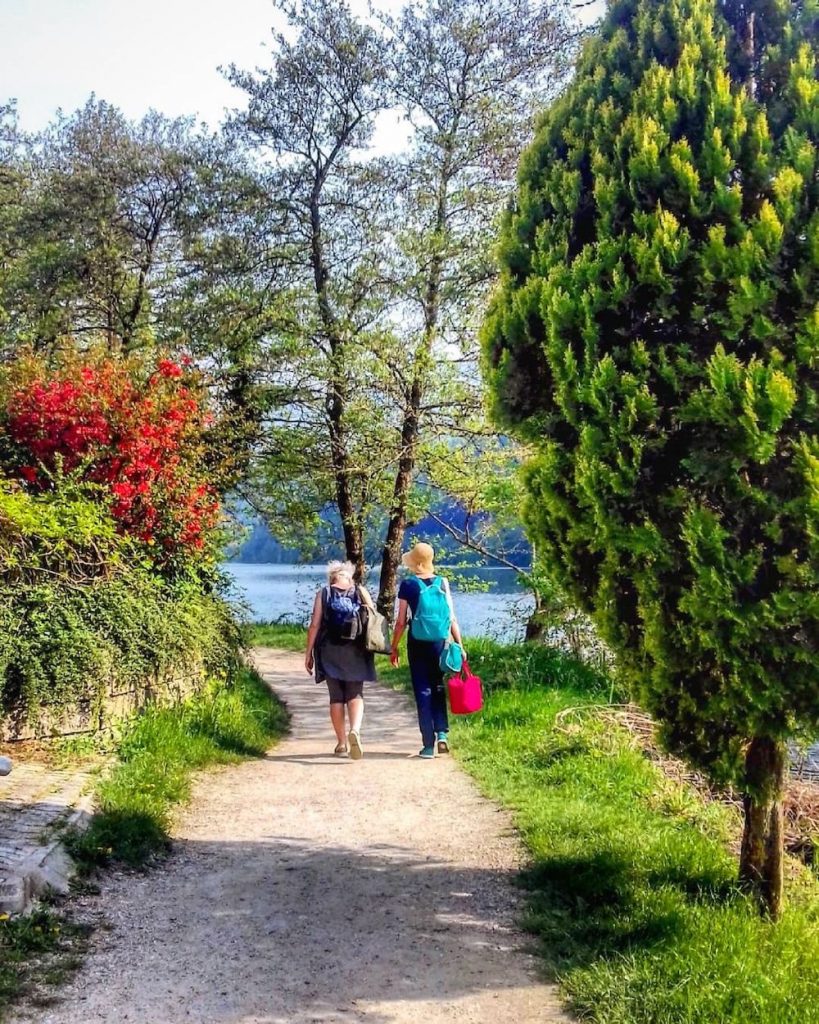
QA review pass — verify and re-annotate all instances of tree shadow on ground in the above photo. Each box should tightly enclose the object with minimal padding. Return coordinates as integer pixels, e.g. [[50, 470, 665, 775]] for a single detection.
[[264, 751, 415, 766], [516, 846, 742, 979], [43, 831, 565, 1024]]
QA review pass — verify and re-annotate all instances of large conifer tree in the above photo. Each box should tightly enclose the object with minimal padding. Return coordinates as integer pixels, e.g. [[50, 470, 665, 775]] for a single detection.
[[484, 0, 818, 918]]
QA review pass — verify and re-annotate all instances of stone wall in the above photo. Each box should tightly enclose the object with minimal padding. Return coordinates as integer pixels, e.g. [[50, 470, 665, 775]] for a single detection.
[[0, 664, 205, 742]]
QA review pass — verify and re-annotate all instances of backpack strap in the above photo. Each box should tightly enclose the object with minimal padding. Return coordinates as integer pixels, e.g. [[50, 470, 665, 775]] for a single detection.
[[440, 577, 456, 632]]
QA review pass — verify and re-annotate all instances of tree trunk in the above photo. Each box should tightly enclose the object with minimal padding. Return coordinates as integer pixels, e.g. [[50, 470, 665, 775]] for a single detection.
[[739, 735, 786, 919], [376, 390, 420, 619], [376, 142, 454, 617], [309, 182, 364, 581], [337, 480, 365, 582], [524, 590, 547, 641], [327, 375, 365, 582]]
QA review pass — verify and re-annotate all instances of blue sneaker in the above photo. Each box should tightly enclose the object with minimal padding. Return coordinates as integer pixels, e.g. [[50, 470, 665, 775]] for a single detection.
[[419, 746, 435, 759], [436, 732, 449, 754]]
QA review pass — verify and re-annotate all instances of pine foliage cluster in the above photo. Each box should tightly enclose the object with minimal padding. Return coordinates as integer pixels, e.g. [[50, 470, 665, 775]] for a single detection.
[[484, 0, 819, 785]]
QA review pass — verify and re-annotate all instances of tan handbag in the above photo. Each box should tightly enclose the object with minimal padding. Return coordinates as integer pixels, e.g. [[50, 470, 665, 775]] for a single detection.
[[357, 587, 392, 655]]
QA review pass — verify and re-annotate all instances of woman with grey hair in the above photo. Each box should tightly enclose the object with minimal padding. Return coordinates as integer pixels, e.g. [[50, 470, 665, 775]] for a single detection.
[[305, 560, 376, 759]]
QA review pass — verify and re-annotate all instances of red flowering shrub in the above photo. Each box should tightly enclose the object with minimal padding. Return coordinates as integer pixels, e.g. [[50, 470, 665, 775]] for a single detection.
[[1, 350, 220, 563]]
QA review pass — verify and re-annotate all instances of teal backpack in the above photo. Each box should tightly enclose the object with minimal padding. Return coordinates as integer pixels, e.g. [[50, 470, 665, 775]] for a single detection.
[[410, 577, 451, 642]]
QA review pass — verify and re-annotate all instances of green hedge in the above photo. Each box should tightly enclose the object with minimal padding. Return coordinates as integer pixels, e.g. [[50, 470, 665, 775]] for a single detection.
[[0, 572, 240, 734]]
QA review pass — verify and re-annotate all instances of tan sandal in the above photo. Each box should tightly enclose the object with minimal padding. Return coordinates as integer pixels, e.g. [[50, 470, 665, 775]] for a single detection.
[[334, 743, 348, 757]]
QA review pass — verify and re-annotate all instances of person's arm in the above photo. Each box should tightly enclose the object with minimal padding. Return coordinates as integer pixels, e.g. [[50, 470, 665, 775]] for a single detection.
[[443, 578, 464, 649], [391, 598, 409, 667], [305, 591, 322, 674]]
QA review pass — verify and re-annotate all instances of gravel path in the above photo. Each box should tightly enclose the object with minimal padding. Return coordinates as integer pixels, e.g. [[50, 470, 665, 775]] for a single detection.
[[12, 648, 570, 1024]]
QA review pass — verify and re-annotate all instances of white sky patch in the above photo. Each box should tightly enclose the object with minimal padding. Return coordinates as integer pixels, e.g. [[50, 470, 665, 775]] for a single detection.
[[1, 0, 606, 132]]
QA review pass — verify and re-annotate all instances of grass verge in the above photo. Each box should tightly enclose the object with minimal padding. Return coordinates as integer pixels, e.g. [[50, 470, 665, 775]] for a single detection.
[[247, 621, 306, 652], [67, 665, 289, 869], [252, 622, 819, 1024]]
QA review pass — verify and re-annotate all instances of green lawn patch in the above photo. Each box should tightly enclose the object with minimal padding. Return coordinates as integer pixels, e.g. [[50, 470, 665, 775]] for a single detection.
[[449, 664, 819, 1024], [247, 621, 306, 652], [252, 624, 819, 1024], [68, 665, 289, 869]]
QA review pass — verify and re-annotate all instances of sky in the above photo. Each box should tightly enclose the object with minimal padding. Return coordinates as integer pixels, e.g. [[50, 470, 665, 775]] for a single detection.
[[0, 0, 606, 133]]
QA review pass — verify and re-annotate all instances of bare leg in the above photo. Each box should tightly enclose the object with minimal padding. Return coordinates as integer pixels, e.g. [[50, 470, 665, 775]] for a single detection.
[[329, 703, 347, 745], [347, 696, 364, 734]]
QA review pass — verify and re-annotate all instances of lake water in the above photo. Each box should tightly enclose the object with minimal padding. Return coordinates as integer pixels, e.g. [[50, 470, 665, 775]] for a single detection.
[[222, 562, 534, 642]]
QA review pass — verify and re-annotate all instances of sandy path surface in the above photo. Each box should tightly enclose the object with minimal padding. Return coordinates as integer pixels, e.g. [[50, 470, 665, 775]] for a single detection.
[[13, 648, 570, 1024]]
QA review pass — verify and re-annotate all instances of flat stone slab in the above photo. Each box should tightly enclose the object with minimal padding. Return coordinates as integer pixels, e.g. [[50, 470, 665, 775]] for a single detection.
[[0, 762, 93, 913]]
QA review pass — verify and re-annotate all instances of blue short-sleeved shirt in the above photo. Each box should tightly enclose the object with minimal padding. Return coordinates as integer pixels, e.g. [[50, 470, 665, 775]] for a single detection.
[[398, 575, 446, 616]]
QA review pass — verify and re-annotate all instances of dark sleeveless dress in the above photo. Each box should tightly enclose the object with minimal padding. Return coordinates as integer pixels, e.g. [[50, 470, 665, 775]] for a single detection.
[[314, 586, 377, 684]]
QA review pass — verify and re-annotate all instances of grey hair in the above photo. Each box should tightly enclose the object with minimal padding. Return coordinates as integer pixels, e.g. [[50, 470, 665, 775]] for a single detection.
[[327, 560, 356, 584]]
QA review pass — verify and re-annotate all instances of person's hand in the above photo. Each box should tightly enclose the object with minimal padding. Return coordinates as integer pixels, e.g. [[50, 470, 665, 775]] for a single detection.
[[390, 645, 400, 668], [305, 651, 314, 675]]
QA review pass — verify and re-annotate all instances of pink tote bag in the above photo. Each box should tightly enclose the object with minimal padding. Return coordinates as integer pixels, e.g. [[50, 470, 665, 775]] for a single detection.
[[447, 660, 483, 715]]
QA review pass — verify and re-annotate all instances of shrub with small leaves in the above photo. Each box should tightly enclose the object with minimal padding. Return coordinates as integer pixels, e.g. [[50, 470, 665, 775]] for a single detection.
[[0, 347, 220, 566], [483, 0, 818, 916]]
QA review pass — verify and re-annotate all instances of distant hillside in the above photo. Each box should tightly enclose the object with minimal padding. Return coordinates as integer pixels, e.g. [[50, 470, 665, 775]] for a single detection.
[[230, 499, 530, 568], [231, 520, 301, 564]]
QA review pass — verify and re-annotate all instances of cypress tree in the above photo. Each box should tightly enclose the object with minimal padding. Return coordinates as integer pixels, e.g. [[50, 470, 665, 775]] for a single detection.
[[483, 0, 818, 919]]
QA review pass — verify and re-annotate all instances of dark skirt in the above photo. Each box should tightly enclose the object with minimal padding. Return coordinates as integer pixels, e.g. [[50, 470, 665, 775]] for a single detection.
[[315, 631, 376, 684]]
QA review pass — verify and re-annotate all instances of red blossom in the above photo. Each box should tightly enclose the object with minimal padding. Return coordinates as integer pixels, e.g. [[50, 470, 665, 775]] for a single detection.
[[156, 359, 183, 379], [3, 354, 219, 563]]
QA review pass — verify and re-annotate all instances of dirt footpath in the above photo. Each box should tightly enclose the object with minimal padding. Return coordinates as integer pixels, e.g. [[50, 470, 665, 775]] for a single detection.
[[13, 648, 570, 1024]]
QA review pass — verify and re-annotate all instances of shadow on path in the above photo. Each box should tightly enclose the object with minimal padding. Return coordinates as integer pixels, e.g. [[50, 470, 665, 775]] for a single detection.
[[11, 648, 569, 1024]]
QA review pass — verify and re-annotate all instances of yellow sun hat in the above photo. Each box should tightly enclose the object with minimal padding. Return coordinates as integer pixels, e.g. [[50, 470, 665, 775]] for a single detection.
[[401, 542, 435, 575]]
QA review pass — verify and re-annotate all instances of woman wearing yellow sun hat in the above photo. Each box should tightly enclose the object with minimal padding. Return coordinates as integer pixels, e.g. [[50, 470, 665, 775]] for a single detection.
[[390, 542, 464, 758]]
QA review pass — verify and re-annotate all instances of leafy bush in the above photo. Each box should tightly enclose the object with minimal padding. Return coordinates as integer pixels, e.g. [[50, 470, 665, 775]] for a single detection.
[[0, 476, 123, 583], [0, 347, 219, 566], [0, 345, 237, 732], [0, 565, 240, 731]]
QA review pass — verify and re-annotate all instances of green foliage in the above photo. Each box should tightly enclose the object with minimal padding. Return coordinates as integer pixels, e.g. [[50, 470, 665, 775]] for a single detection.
[[483, 0, 819, 788], [225, 0, 580, 590], [0, 557, 241, 732], [67, 667, 289, 868], [0, 101, 271, 479], [0, 476, 123, 583], [0, 100, 206, 352]]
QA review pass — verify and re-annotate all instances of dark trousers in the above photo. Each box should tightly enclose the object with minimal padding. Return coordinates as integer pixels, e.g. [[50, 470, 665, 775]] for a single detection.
[[407, 635, 449, 748]]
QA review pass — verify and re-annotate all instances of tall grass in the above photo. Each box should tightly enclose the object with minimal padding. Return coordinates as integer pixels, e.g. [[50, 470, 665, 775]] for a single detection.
[[253, 624, 819, 1024], [68, 667, 288, 868]]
